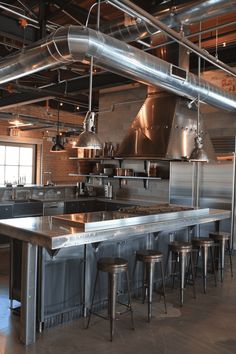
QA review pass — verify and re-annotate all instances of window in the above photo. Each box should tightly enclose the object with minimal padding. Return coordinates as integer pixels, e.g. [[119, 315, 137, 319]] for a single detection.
[[0, 143, 36, 185]]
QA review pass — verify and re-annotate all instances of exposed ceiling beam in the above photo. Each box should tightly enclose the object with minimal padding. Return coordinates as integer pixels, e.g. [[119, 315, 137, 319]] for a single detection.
[[0, 72, 132, 111], [50, 0, 102, 25], [39, 72, 133, 95], [0, 112, 82, 130], [0, 93, 54, 111], [0, 14, 36, 44]]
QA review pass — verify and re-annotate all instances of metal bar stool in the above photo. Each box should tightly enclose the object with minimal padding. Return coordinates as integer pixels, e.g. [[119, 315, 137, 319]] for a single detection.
[[209, 232, 233, 282], [191, 237, 217, 293], [134, 250, 167, 322], [87, 257, 134, 341], [166, 241, 196, 306]]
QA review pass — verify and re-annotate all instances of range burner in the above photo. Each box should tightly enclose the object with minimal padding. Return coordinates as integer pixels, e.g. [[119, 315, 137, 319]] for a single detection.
[[119, 204, 193, 215]]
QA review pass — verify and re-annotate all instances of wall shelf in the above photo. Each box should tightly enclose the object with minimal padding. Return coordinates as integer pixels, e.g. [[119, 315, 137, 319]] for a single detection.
[[68, 173, 110, 178], [113, 176, 161, 180], [69, 157, 118, 161], [69, 157, 165, 189]]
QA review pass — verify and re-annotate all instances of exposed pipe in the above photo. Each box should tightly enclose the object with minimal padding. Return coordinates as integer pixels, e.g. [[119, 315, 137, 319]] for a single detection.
[[0, 26, 235, 111], [106, 0, 236, 77], [104, 0, 236, 42], [145, 20, 236, 52], [0, 3, 57, 31]]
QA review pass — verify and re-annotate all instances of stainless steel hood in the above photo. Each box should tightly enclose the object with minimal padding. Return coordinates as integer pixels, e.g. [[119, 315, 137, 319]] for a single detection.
[[116, 92, 216, 160]]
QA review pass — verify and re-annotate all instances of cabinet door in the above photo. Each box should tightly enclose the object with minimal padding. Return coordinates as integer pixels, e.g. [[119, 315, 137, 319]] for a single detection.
[[64, 200, 96, 213], [105, 202, 129, 211], [94, 201, 106, 211], [77, 200, 94, 212], [64, 201, 80, 214], [0, 205, 13, 219]]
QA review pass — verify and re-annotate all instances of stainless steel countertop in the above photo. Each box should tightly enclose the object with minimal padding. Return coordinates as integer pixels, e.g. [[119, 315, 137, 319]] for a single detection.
[[0, 208, 230, 250]]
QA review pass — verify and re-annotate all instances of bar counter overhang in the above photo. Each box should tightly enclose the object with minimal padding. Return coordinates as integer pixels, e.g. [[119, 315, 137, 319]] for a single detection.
[[0, 207, 230, 249], [0, 206, 231, 345]]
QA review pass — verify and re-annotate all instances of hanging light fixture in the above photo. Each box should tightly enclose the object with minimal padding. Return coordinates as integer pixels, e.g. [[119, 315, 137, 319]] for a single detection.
[[51, 102, 66, 152], [75, 57, 102, 150], [189, 24, 208, 163]]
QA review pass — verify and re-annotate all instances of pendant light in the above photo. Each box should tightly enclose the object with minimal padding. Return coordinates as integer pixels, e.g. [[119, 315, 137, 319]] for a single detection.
[[51, 102, 66, 153], [75, 57, 102, 150], [189, 24, 208, 163]]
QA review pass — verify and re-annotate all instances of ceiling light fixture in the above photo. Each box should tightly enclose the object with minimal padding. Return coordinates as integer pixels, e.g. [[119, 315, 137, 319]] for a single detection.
[[50, 102, 66, 153], [75, 56, 102, 150]]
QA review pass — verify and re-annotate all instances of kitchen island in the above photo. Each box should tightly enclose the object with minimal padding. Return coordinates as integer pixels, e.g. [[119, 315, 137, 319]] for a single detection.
[[0, 206, 230, 345]]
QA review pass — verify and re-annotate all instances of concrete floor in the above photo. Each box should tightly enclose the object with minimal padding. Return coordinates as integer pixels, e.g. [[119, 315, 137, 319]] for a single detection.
[[0, 247, 236, 354]]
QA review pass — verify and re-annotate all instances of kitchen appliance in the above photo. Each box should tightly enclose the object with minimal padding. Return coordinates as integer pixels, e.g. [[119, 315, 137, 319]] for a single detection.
[[76, 182, 85, 196], [104, 182, 113, 199], [116, 93, 216, 160], [43, 201, 64, 216]]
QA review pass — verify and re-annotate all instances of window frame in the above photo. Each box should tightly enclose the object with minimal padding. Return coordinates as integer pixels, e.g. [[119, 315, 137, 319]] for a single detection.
[[0, 142, 36, 184]]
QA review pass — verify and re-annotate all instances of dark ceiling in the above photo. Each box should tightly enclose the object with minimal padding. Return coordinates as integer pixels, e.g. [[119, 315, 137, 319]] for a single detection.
[[0, 0, 236, 129]]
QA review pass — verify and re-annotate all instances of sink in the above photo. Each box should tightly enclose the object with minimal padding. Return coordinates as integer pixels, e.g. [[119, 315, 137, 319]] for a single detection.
[[14, 199, 41, 203]]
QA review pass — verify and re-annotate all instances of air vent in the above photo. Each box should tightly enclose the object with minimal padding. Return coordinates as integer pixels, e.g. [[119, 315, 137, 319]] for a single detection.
[[211, 136, 236, 153], [170, 65, 187, 81]]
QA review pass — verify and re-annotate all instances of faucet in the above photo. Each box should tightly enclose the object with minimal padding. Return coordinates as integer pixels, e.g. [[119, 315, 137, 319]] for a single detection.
[[43, 172, 54, 186]]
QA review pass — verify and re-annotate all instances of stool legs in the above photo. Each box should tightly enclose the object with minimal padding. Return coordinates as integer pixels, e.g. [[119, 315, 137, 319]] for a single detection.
[[202, 246, 208, 294], [228, 240, 234, 278], [126, 270, 135, 330], [179, 252, 186, 306], [167, 248, 195, 306], [147, 262, 154, 322], [160, 261, 167, 314], [194, 245, 217, 293], [135, 253, 167, 321], [109, 272, 117, 341], [86, 269, 99, 330], [220, 238, 226, 282], [87, 264, 134, 341], [218, 239, 233, 282]]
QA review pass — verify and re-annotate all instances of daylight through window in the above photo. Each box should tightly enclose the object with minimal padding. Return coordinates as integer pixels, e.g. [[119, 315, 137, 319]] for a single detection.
[[0, 143, 35, 185]]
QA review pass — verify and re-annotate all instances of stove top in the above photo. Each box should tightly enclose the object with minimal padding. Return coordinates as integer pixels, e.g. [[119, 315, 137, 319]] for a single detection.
[[118, 204, 193, 215]]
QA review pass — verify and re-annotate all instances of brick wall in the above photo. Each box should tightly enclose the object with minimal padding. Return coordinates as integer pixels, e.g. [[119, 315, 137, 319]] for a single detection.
[[0, 121, 79, 185]]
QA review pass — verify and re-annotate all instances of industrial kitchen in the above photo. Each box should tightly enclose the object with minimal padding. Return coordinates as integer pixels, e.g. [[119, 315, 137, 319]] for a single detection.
[[0, 1, 235, 354]]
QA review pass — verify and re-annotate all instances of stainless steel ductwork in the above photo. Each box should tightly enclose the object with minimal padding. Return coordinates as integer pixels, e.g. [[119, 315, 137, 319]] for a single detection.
[[104, 0, 236, 42], [0, 26, 235, 112], [107, 0, 236, 77]]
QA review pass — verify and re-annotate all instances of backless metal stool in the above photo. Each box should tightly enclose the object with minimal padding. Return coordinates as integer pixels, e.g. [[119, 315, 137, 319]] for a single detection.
[[209, 232, 233, 282], [135, 250, 167, 322], [87, 257, 134, 341], [166, 241, 196, 306], [191, 237, 217, 293]]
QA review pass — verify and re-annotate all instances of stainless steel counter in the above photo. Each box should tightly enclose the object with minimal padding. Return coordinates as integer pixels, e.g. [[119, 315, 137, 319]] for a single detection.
[[0, 207, 230, 346], [0, 208, 231, 250]]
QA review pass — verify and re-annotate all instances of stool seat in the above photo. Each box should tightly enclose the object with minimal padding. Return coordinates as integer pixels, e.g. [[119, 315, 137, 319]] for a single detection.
[[87, 257, 134, 341], [169, 241, 192, 252], [136, 250, 163, 263], [98, 257, 128, 273], [209, 232, 233, 282], [134, 249, 167, 321], [191, 237, 214, 247], [191, 237, 217, 293], [166, 241, 195, 305], [209, 232, 230, 241]]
